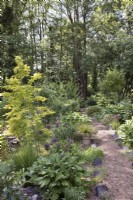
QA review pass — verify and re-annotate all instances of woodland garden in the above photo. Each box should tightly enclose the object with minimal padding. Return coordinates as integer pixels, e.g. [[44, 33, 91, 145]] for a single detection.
[[0, 0, 133, 200]]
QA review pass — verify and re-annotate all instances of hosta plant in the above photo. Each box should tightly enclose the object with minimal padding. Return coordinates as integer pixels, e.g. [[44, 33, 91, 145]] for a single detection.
[[26, 153, 90, 200]]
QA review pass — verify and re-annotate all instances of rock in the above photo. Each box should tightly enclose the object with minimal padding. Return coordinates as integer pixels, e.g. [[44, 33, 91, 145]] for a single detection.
[[90, 138, 95, 144], [7, 136, 16, 141], [115, 138, 123, 147], [31, 194, 38, 200], [110, 130, 116, 135], [126, 152, 133, 158], [131, 163, 133, 168], [91, 144, 97, 148], [93, 158, 102, 166], [44, 143, 50, 150], [22, 186, 38, 196], [46, 124, 51, 129], [95, 184, 109, 199], [82, 138, 90, 146], [122, 146, 129, 150], [112, 133, 119, 140]]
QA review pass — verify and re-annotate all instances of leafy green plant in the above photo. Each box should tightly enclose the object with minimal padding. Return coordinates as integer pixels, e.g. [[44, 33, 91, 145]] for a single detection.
[[83, 147, 104, 163], [54, 124, 76, 140], [101, 114, 114, 126], [100, 100, 133, 122], [87, 105, 100, 115], [26, 153, 89, 200], [77, 124, 97, 137], [118, 117, 133, 149], [61, 112, 91, 126], [0, 161, 27, 200], [12, 143, 38, 171], [110, 121, 120, 130], [64, 187, 86, 200]]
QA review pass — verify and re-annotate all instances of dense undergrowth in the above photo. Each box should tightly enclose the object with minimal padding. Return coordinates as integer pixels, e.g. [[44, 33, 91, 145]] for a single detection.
[[0, 58, 133, 200]]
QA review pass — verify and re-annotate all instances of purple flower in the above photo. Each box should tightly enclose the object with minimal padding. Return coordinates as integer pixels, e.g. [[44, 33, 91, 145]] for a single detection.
[[50, 137, 58, 144]]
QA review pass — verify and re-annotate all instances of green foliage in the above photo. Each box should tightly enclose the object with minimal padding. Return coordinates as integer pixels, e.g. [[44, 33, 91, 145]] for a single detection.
[[61, 112, 91, 126], [101, 114, 114, 126], [26, 153, 89, 200], [0, 95, 6, 120], [0, 135, 9, 161], [12, 143, 38, 171], [41, 81, 80, 115], [0, 161, 27, 200], [64, 187, 86, 200], [100, 100, 133, 122], [54, 112, 92, 141], [110, 121, 120, 130], [3, 57, 53, 139], [54, 125, 76, 140], [100, 68, 125, 101], [96, 93, 111, 107], [87, 105, 100, 116], [83, 147, 104, 164], [118, 117, 133, 149], [77, 124, 97, 137]]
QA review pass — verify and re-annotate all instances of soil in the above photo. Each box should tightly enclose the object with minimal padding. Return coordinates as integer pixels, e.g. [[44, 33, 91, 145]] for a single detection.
[[89, 120, 133, 200]]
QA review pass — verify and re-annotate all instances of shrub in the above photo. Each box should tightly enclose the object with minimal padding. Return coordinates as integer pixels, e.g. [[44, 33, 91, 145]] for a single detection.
[[77, 124, 97, 137], [100, 68, 125, 101], [0, 161, 27, 200], [110, 121, 120, 130], [100, 100, 133, 122], [87, 96, 97, 106], [26, 153, 89, 200], [83, 147, 104, 163], [101, 114, 114, 125], [12, 143, 38, 171], [54, 124, 76, 140], [41, 81, 80, 115], [61, 112, 92, 126], [87, 105, 100, 115], [118, 117, 133, 149]]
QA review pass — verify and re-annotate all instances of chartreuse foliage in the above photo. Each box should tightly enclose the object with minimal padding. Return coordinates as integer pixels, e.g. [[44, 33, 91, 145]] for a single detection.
[[3, 56, 54, 139]]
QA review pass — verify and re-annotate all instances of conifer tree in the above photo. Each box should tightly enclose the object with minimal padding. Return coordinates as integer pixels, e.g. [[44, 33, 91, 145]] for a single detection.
[[3, 56, 53, 139]]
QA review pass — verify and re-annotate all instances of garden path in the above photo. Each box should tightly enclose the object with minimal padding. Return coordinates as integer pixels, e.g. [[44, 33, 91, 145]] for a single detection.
[[89, 120, 133, 200]]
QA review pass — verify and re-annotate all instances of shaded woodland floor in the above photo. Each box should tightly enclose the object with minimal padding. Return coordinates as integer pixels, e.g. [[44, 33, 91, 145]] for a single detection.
[[89, 120, 133, 200]]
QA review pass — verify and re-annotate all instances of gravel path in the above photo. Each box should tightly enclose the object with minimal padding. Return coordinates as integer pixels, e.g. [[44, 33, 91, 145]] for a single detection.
[[89, 121, 133, 200]]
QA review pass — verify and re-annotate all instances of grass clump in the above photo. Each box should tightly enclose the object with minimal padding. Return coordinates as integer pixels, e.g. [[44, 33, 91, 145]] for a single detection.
[[83, 147, 104, 163], [12, 143, 38, 171]]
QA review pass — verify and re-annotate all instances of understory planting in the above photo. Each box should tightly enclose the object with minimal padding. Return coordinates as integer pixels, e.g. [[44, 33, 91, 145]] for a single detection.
[[1, 0, 133, 199]]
